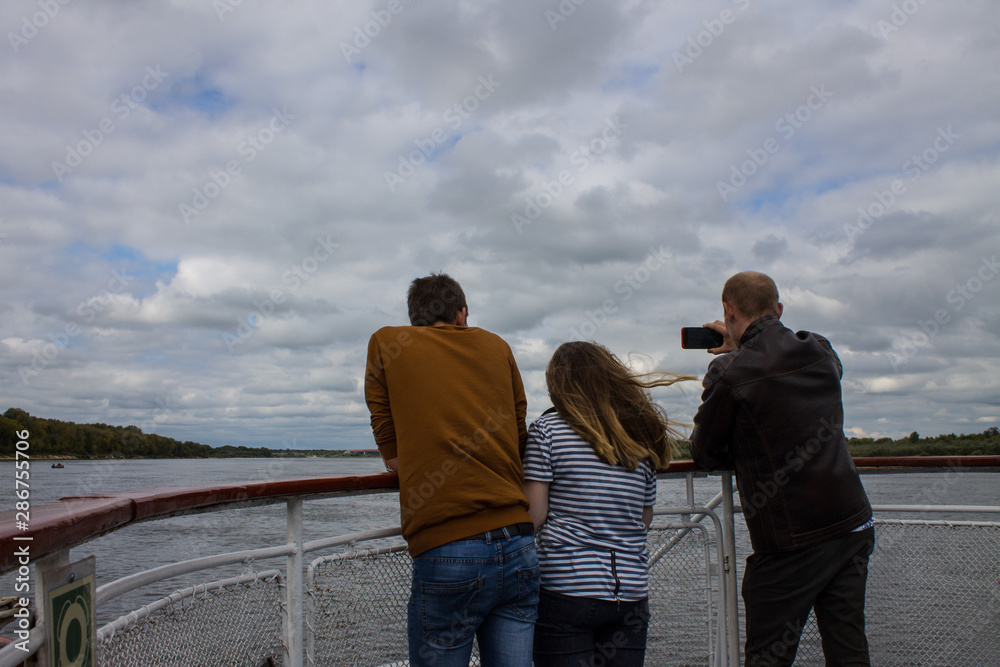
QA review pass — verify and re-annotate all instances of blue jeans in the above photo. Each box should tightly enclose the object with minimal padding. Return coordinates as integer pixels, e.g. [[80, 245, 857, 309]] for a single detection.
[[408, 531, 539, 667], [532, 588, 650, 667]]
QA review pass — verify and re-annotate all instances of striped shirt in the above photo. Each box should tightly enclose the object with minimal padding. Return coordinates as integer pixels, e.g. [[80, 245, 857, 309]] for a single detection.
[[523, 410, 655, 601]]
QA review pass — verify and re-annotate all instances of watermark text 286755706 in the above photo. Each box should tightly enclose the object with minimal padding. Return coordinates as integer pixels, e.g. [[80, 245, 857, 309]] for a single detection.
[[12, 429, 32, 652]]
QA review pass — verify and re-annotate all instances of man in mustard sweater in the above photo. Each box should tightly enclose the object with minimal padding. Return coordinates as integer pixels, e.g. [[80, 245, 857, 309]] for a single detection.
[[365, 273, 539, 667]]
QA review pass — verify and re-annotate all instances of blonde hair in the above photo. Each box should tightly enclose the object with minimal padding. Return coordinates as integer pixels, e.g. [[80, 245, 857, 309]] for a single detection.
[[545, 341, 694, 470]]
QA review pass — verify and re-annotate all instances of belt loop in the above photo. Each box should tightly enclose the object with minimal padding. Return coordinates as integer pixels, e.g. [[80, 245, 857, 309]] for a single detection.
[[500, 525, 512, 540]]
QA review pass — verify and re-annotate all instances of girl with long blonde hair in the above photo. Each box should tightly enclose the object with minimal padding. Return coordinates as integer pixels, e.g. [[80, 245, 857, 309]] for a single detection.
[[523, 341, 692, 667]]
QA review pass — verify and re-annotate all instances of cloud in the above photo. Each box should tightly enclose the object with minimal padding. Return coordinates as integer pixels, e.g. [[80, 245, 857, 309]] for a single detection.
[[1, 0, 999, 448]]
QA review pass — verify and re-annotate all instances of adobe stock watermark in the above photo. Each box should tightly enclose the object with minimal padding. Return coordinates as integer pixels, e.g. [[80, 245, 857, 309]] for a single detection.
[[742, 415, 843, 520], [365, 330, 415, 389], [673, 0, 751, 73], [749, 617, 808, 667], [865, 461, 964, 559], [888, 254, 998, 372], [7, 0, 72, 54], [18, 267, 135, 385], [256, 441, 294, 481], [179, 106, 295, 224], [340, 0, 412, 63], [843, 126, 959, 244], [51, 65, 170, 182], [875, 0, 931, 39], [213, 0, 246, 21], [716, 84, 833, 202], [383, 75, 501, 192], [114, 394, 184, 456], [223, 235, 338, 352], [414, 608, 482, 663], [544, 0, 588, 31], [568, 245, 672, 340], [71, 459, 123, 495], [402, 405, 517, 513], [510, 115, 626, 234], [574, 602, 649, 667]]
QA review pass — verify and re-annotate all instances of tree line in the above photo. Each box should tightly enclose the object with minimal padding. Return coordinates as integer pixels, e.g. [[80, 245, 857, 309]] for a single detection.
[[845, 428, 1000, 457], [0, 408, 274, 459], [2, 407, 998, 460], [669, 428, 1000, 461]]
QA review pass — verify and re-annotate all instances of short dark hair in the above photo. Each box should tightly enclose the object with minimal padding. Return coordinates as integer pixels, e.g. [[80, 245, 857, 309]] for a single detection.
[[722, 271, 780, 319], [407, 273, 468, 326]]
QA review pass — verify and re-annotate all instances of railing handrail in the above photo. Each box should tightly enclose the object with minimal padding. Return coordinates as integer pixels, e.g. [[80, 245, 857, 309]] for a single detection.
[[3, 456, 999, 573], [674, 455, 1000, 473], [0, 472, 398, 573]]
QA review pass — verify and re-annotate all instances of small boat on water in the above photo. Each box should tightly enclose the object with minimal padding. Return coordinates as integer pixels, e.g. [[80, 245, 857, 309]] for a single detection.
[[50, 463, 64, 468]]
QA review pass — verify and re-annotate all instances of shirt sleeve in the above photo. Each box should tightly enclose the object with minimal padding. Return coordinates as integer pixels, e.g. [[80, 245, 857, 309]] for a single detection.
[[364, 332, 397, 460], [690, 356, 736, 471], [522, 418, 553, 482], [644, 462, 656, 507], [510, 355, 529, 458]]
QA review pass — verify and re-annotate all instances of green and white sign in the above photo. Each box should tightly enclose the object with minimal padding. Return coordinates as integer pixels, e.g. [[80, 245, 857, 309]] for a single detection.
[[43, 556, 95, 667]]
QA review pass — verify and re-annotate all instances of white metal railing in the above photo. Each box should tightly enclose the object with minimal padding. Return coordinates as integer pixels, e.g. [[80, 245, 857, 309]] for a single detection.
[[1, 466, 998, 666]]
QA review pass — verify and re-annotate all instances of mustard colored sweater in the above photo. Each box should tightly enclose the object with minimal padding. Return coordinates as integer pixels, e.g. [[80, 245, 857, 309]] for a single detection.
[[364, 324, 530, 556]]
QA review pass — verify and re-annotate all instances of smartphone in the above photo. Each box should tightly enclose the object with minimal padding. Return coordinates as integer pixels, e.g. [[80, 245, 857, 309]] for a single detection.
[[681, 327, 724, 349]]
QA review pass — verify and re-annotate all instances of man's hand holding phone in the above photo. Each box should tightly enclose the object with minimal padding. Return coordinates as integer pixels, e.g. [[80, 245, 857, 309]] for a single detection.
[[681, 322, 737, 354], [702, 320, 736, 354]]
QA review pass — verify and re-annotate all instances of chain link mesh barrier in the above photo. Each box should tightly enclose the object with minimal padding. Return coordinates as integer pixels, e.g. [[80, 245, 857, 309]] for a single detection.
[[304, 525, 723, 667], [84, 515, 999, 666], [306, 543, 435, 667], [645, 522, 723, 665], [96, 570, 285, 667], [301, 517, 999, 666], [863, 520, 1000, 667], [733, 519, 1000, 666]]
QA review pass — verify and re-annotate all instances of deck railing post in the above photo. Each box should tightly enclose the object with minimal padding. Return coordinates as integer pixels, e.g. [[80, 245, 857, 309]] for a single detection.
[[683, 472, 694, 524], [285, 498, 304, 667], [721, 472, 740, 666]]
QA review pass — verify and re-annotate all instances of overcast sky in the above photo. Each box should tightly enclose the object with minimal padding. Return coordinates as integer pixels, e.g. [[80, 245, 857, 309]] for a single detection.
[[2, 0, 998, 450]]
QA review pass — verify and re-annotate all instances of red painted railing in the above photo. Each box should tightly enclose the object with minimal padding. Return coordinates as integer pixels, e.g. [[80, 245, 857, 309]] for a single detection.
[[0, 473, 398, 573]]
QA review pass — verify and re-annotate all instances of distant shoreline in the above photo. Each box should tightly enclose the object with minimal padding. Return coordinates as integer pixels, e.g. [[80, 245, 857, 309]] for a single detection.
[[5, 448, 999, 462], [4, 408, 998, 461], [0, 451, 382, 461]]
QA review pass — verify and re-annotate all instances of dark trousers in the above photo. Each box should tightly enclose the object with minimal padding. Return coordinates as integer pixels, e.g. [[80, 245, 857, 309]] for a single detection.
[[742, 527, 875, 667], [532, 587, 649, 667]]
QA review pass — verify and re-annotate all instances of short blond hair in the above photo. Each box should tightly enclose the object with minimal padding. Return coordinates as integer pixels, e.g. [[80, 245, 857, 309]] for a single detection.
[[722, 272, 780, 319]]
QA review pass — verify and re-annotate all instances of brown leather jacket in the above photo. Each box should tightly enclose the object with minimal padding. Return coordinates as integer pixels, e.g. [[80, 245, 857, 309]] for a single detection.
[[691, 316, 872, 552]]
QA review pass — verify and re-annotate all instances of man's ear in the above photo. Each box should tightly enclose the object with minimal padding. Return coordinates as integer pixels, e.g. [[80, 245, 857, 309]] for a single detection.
[[723, 301, 737, 324], [454, 307, 468, 327], [776, 303, 783, 319]]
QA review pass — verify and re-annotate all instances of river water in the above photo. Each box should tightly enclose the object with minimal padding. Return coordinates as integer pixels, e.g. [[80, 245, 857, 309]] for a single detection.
[[1, 458, 998, 662]]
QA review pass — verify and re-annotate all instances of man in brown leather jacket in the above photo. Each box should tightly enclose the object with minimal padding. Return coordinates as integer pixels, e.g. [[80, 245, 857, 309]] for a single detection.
[[691, 271, 874, 666]]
